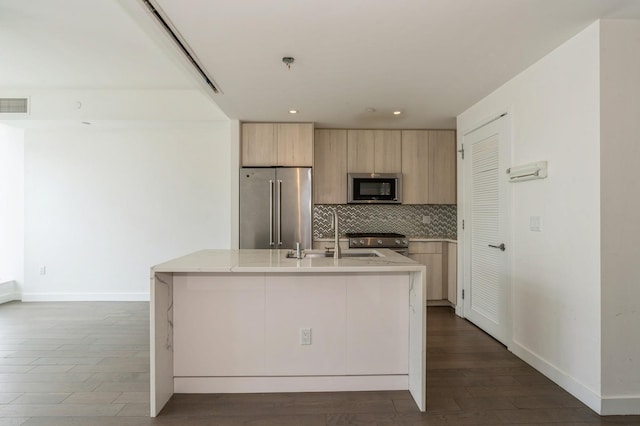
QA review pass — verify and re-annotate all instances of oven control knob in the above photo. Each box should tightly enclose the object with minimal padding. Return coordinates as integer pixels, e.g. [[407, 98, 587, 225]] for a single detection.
[[359, 240, 364, 245], [352, 240, 358, 245], [395, 239, 401, 244], [377, 239, 383, 245], [402, 239, 408, 245]]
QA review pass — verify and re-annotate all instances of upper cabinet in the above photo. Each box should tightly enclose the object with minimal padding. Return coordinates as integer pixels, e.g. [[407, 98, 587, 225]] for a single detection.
[[314, 129, 348, 204], [428, 130, 456, 204], [402, 130, 456, 204], [242, 123, 277, 166], [242, 122, 313, 167], [347, 130, 401, 173], [401, 130, 429, 204]]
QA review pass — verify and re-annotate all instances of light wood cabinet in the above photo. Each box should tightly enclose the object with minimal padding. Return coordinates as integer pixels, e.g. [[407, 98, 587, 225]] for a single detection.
[[374, 130, 402, 172], [447, 242, 457, 305], [401, 130, 456, 204], [277, 123, 313, 166], [401, 130, 429, 204], [347, 130, 401, 173], [314, 129, 347, 204], [408, 242, 443, 301], [242, 123, 277, 166], [241, 122, 313, 167], [429, 131, 456, 204]]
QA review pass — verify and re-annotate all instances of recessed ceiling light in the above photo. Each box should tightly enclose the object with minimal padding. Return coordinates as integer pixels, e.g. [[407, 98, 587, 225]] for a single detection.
[[81, 121, 91, 125], [393, 111, 402, 115], [289, 110, 298, 114], [366, 108, 376, 113]]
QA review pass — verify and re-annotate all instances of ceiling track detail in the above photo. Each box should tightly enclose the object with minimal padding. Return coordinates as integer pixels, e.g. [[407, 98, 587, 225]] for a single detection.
[[142, 0, 220, 94]]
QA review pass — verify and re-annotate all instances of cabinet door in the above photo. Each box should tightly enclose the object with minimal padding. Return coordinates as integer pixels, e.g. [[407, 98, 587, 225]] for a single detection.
[[402, 130, 429, 204], [408, 242, 444, 301], [428, 130, 456, 204], [277, 123, 313, 166], [346, 273, 409, 374], [173, 274, 266, 376], [447, 242, 457, 305], [409, 253, 443, 300], [242, 123, 277, 166], [347, 130, 375, 173], [265, 274, 347, 375], [314, 129, 347, 204], [374, 130, 402, 173]]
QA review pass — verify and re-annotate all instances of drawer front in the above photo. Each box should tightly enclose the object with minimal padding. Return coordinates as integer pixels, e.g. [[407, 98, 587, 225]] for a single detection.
[[408, 241, 442, 254]]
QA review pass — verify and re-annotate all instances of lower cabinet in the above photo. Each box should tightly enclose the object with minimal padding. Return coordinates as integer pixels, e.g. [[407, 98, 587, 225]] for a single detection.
[[409, 241, 457, 305], [408, 242, 443, 300], [172, 272, 409, 377], [447, 242, 457, 305]]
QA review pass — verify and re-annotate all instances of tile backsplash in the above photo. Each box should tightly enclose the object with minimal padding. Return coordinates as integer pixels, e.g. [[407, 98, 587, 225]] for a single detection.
[[314, 204, 457, 239]]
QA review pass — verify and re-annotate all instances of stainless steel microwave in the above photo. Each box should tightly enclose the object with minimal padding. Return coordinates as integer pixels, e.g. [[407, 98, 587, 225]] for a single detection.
[[347, 173, 402, 204]]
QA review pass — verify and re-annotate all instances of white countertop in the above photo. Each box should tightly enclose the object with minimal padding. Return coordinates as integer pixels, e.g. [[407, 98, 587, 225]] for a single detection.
[[152, 249, 424, 274]]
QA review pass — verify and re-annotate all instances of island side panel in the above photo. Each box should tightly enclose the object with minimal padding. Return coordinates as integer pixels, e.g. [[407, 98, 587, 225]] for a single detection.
[[150, 271, 174, 417], [408, 267, 427, 411]]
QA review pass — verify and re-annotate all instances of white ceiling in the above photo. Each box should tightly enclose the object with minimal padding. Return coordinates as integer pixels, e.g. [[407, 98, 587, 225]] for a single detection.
[[2, 1, 640, 129]]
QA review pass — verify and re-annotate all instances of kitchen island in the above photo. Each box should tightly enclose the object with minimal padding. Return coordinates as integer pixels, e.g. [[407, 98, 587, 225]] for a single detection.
[[150, 249, 426, 416]]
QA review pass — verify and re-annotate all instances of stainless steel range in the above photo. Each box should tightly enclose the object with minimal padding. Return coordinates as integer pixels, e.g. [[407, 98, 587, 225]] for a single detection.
[[346, 232, 409, 256]]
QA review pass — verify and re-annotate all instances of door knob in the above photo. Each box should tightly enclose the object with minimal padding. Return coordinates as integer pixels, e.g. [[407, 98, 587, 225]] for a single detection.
[[488, 243, 506, 251]]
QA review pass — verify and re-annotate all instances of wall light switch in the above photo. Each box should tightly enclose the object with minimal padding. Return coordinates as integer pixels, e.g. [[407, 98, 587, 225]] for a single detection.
[[530, 216, 541, 232], [39, 266, 47, 275], [422, 215, 431, 224]]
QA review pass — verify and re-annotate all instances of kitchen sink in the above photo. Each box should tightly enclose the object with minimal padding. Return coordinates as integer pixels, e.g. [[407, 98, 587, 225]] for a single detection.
[[285, 250, 382, 259]]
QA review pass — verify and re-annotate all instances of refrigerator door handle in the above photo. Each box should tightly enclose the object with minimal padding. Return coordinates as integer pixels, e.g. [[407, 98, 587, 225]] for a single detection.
[[277, 179, 283, 246], [269, 180, 275, 246]]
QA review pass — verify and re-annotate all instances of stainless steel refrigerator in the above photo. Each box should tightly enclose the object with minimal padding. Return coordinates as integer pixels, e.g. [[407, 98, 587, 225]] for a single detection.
[[240, 167, 312, 250]]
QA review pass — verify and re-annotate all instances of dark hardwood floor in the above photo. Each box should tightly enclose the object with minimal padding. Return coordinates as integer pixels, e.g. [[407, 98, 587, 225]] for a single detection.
[[0, 302, 638, 425]]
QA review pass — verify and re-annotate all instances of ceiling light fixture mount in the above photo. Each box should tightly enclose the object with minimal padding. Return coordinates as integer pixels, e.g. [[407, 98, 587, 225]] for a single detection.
[[282, 57, 295, 70]]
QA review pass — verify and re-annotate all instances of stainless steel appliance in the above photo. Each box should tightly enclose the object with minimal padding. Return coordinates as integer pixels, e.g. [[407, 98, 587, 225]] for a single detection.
[[347, 173, 402, 204], [240, 167, 312, 250], [346, 232, 409, 255]]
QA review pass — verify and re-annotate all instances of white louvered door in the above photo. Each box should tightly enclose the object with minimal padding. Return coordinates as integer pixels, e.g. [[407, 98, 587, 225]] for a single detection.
[[462, 116, 510, 346]]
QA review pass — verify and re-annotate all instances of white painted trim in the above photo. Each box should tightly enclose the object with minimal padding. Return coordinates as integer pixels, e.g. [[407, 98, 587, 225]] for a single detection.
[[601, 397, 640, 415], [21, 292, 149, 302], [510, 340, 602, 414], [174, 375, 409, 394], [0, 280, 21, 304]]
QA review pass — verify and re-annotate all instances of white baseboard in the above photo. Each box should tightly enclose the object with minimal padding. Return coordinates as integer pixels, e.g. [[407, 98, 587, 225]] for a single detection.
[[21, 292, 149, 302], [0, 281, 21, 304], [174, 375, 409, 394], [601, 397, 640, 415], [509, 340, 603, 414]]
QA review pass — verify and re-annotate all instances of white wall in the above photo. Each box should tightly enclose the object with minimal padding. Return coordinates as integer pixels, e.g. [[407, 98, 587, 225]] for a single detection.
[[23, 122, 231, 301], [457, 22, 603, 410], [0, 124, 24, 294], [600, 20, 640, 413]]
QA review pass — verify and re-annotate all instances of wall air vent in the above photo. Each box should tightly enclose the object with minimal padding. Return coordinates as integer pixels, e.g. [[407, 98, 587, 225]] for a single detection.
[[142, 0, 221, 94], [0, 98, 28, 114]]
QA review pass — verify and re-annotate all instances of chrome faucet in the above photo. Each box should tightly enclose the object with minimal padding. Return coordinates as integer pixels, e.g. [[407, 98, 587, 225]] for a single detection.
[[330, 208, 341, 259]]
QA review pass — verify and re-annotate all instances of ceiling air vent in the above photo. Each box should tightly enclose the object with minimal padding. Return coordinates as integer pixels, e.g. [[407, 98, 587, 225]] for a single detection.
[[0, 98, 28, 113]]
